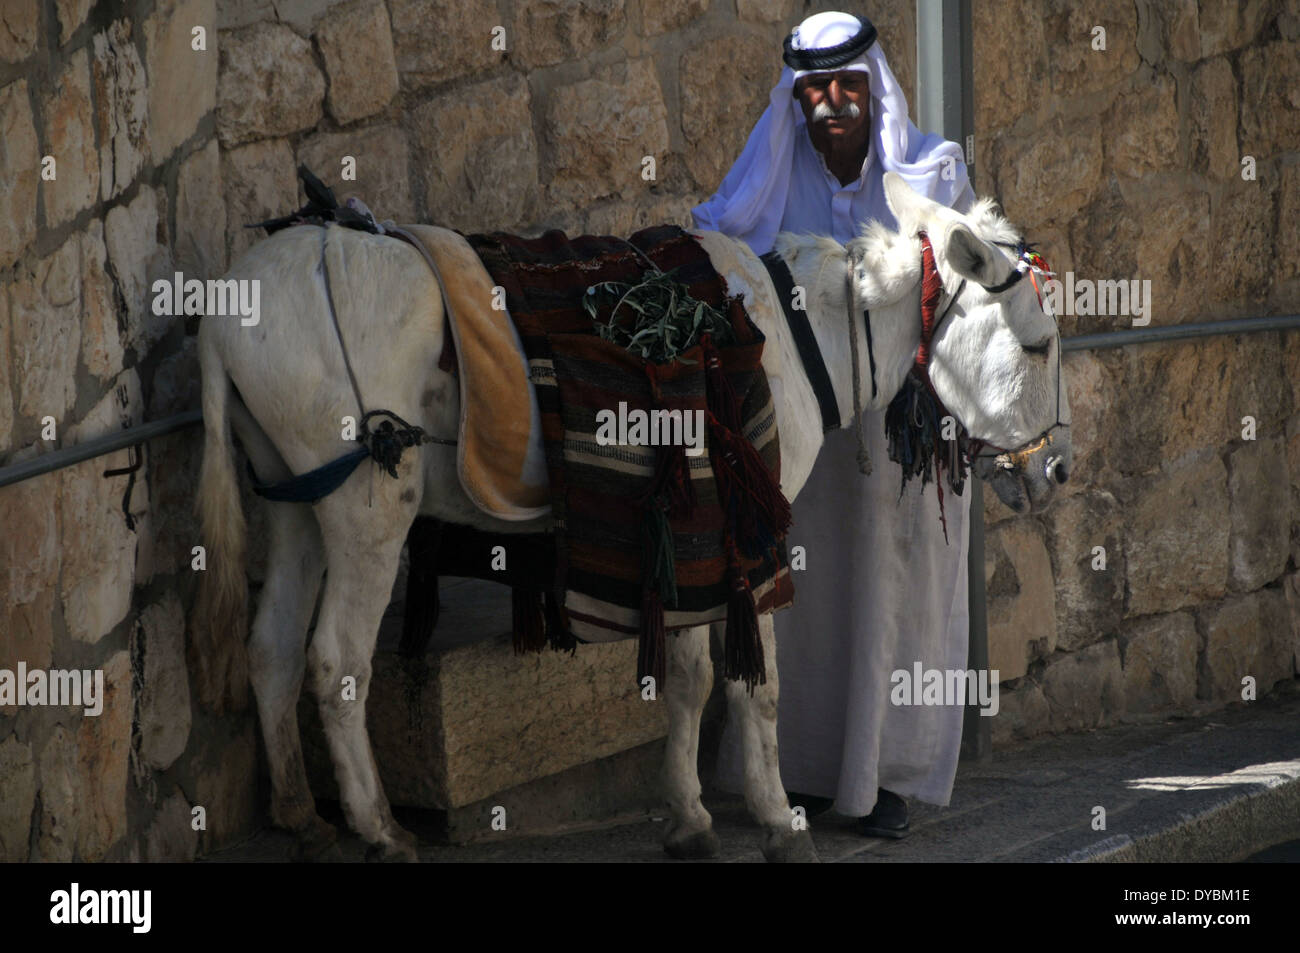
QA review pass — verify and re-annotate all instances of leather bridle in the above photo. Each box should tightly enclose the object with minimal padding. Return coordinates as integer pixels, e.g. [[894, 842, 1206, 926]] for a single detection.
[[905, 232, 1070, 476]]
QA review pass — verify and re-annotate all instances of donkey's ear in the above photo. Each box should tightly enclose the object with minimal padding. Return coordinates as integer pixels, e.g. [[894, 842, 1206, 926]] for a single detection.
[[943, 222, 1003, 286], [883, 171, 944, 231]]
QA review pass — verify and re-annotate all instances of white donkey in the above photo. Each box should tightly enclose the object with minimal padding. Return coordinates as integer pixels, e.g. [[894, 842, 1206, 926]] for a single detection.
[[191, 173, 1070, 863]]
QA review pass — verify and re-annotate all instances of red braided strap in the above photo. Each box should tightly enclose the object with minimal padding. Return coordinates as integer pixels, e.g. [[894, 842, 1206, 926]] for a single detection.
[[916, 233, 943, 369]]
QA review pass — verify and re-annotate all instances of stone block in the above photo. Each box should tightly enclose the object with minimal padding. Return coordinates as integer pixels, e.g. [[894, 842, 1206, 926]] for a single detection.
[[137, 593, 193, 770], [1227, 437, 1289, 592], [59, 371, 144, 644], [1038, 638, 1124, 732], [0, 289, 10, 448], [680, 34, 775, 192], [1198, 0, 1271, 58], [973, 0, 1047, 139], [143, 789, 199, 862], [1104, 72, 1179, 179], [75, 651, 132, 861], [0, 79, 39, 266], [1239, 40, 1300, 160], [176, 139, 228, 279], [79, 220, 126, 384], [1146, 0, 1199, 63], [9, 235, 82, 424], [1280, 163, 1300, 285], [1284, 572, 1300, 675], [0, 475, 60, 681], [1044, 0, 1140, 98], [513, 0, 625, 68], [104, 186, 176, 357], [55, 0, 95, 45], [146, 0, 218, 160], [545, 59, 669, 209], [92, 20, 149, 201], [0, 734, 35, 861], [296, 125, 413, 223], [304, 582, 668, 810], [1045, 489, 1125, 651], [736, 0, 793, 25], [999, 117, 1103, 230], [1199, 589, 1293, 701], [985, 520, 1058, 680], [1119, 611, 1198, 713], [1190, 57, 1238, 179], [217, 22, 324, 146], [36, 725, 78, 862], [388, 0, 501, 86], [990, 680, 1050, 747], [42, 49, 99, 227], [315, 0, 399, 123], [1209, 179, 1277, 304], [1124, 451, 1229, 617], [0, 2, 39, 62], [221, 137, 297, 265], [641, 0, 703, 36], [414, 74, 538, 232], [190, 719, 259, 853]]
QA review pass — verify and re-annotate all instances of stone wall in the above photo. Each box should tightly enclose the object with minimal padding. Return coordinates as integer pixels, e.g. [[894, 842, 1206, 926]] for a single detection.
[[973, 0, 1300, 744], [1, 0, 1296, 861]]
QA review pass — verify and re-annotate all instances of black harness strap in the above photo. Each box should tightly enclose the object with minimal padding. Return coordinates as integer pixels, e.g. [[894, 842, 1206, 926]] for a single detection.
[[760, 251, 841, 434]]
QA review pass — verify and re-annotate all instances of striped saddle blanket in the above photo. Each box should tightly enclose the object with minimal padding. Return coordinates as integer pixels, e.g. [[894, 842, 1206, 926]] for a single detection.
[[463, 225, 794, 688]]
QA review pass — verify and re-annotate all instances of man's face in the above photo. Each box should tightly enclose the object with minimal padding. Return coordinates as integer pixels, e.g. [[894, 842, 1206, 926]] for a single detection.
[[794, 70, 872, 139]]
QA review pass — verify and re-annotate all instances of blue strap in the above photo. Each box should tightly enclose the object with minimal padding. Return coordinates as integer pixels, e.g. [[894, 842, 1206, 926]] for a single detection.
[[247, 447, 370, 504]]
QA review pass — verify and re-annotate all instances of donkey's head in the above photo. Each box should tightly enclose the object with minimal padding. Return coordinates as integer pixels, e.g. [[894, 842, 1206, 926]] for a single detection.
[[849, 172, 1072, 514]]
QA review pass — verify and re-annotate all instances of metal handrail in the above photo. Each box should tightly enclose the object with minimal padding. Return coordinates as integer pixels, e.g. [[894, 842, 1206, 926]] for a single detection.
[[1, 315, 1298, 490]]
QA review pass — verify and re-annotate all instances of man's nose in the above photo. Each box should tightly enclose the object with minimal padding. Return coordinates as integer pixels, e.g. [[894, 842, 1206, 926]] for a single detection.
[[827, 79, 846, 108]]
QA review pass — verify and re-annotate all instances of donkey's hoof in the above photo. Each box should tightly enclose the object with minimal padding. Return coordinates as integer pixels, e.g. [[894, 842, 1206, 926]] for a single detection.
[[365, 830, 419, 863], [762, 829, 820, 863], [293, 815, 339, 862], [664, 826, 721, 860]]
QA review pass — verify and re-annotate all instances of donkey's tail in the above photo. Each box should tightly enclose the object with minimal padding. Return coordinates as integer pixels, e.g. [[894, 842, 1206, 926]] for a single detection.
[[188, 334, 250, 714]]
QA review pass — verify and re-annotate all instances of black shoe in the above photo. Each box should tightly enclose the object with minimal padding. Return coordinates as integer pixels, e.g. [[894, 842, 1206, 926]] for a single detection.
[[856, 788, 910, 839], [785, 791, 835, 818]]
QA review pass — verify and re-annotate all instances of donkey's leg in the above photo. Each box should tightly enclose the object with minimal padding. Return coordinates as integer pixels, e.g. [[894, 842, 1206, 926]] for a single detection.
[[247, 501, 331, 855], [308, 465, 422, 862], [662, 624, 719, 859], [723, 613, 819, 863], [229, 399, 334, 857]]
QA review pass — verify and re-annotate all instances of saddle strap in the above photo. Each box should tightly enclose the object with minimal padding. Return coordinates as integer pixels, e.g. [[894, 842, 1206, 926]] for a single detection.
[[759, 251, 840, 434]]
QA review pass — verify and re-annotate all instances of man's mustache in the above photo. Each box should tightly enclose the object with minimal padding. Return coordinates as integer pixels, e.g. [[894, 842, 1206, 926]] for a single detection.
[[812, 100, 862, 122]]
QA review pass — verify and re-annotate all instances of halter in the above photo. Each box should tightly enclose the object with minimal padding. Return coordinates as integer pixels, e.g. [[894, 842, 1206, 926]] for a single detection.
[[848, 231, 1069, 538]]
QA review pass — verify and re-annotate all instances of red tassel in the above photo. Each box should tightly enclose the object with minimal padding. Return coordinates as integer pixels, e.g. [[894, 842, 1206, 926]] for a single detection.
[[512, 587, 546, 653], [723, 563, 766, 693], [639, 587, 667, 691]]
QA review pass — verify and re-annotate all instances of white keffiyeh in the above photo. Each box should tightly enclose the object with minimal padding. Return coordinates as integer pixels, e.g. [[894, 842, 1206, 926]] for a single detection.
[[691, 11, 969, 254]]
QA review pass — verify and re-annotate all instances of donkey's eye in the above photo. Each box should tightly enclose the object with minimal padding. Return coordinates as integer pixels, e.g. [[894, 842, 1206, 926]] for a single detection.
[[1021, 338, 1052, 356]]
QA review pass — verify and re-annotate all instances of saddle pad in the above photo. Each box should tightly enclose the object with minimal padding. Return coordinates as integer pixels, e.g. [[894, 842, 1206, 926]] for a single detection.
[[463, 225, 794, 645], [398, 225, 550, 520]]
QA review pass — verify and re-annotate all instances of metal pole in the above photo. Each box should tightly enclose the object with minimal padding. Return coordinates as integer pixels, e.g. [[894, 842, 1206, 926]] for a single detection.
[[917, 0, 990, 762], [1062, 315, 1300, 352], [0, 409, 203, 490]]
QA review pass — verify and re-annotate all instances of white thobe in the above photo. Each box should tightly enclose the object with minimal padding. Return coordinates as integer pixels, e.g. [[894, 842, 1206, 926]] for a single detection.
[[714, 130, 974, 817]]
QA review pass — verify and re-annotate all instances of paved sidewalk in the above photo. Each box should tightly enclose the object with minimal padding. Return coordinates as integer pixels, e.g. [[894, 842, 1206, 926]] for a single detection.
[[208, 680, 1300, 863]]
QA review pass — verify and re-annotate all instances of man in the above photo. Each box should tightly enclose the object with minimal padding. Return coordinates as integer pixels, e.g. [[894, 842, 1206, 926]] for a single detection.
[[693, 10, 974, 837]]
